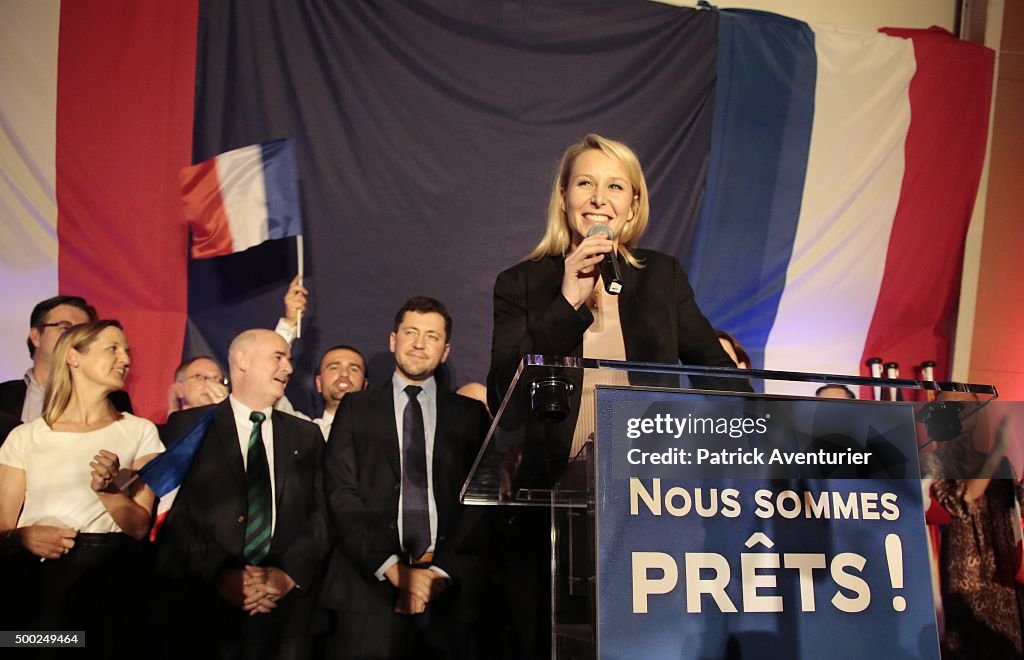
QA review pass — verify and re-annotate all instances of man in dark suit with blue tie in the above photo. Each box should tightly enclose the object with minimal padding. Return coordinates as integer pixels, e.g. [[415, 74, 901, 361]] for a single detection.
[[156, 328, 330, 660], [323, 296, 491, 659]]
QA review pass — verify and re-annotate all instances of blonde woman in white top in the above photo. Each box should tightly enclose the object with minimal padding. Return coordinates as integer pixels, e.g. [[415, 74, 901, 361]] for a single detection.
[[0, 319, 162, 652]]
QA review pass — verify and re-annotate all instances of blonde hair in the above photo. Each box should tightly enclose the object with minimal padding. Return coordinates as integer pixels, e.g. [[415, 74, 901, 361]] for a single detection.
[[42, 320, 124, 427], [527, 134, 650, 268]]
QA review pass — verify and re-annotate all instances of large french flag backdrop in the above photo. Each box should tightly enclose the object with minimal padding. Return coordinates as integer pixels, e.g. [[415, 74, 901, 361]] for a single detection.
[[0, 1, 996, 419], [689, 12, 993, 393], [1, 0, 196, 421]]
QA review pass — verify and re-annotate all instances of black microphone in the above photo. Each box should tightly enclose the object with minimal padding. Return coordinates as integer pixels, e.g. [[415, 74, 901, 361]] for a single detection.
[[587, 224, 622, 295]]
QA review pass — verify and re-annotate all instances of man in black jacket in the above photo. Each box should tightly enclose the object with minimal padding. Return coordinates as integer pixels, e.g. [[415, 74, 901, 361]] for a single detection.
[[323, 297, 490, 659], [155, 329, 329, 660]]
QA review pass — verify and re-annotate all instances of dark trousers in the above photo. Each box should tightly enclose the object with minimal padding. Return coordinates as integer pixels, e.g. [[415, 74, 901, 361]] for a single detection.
[[495, 508, 552, 660], [6, 532, 147, 660], [218, 622, 313, 660], [328, 605, 476, 660], [152, 576, 317, 660]]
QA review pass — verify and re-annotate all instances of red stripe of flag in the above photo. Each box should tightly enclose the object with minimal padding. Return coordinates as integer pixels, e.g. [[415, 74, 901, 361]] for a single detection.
[[56, 0, 199, 421], [861, 27, 994, 387], [180, 158, 234, 258]]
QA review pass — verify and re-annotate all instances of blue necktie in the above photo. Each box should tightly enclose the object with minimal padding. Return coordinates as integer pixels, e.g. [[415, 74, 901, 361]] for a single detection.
[[243, 411, 272, 565], [402, 385, 430, 559]]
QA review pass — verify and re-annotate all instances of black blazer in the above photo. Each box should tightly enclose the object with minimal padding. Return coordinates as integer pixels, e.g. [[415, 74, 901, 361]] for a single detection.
[[0, 411, 20, 449], [488, 249, 738, 405], [155, 401, 331, 643], [486, 249, 743, 485], [0, 379, 133, 419], [322, 382, 490, 621]]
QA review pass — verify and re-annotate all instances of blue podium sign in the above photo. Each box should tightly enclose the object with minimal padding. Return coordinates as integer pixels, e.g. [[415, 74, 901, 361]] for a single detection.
[[594, 387, 938, 660]]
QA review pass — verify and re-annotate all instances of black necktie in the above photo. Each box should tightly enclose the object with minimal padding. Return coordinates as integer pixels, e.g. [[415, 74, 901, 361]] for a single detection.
[[244, 410, 272, 565], [402, 385, 430, 559]]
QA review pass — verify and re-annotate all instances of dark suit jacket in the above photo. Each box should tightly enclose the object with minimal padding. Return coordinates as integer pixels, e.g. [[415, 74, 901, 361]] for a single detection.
[[487, 249, 744, 485], [154, 401, 331, 646], [0, 411, 20, 449], [0, 378, 133, 419], [488, 249, 737, 404], [322, 382, 490, 623]]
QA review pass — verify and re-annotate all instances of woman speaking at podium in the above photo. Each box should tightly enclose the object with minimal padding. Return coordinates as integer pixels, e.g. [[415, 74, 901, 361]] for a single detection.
[[488, 133, 738, 429], [485, 134, 739, 658]]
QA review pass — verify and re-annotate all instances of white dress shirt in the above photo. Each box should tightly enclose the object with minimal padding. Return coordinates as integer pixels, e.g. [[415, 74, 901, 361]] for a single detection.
[[391, 373, 439, 555], [375, 373, 447, 580], [314, 410, 334, 440], [20, 369, 44, 422]]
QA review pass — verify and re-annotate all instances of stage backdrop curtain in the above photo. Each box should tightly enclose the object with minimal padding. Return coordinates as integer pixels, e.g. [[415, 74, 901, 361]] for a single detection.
[[187, 0, 719, 414], [189, 1, 991, 409], [4, 1, 990, 419]]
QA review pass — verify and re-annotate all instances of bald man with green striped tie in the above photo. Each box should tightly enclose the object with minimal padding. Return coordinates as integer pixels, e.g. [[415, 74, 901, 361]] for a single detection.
[[155, 329, 330, 660]]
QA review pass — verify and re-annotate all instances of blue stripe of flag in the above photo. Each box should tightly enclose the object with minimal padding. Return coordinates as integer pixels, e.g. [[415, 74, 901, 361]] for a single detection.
[[688, 9, 816, 372], [261, 138, 303, 240], [138, 408, 217, 497]]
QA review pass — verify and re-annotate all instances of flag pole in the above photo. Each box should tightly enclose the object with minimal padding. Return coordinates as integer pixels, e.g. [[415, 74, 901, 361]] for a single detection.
[[296, 235, 304, 339]]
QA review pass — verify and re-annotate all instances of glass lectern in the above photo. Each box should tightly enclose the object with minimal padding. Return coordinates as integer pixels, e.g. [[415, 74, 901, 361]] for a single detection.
[[463, 356, 1000, 660]]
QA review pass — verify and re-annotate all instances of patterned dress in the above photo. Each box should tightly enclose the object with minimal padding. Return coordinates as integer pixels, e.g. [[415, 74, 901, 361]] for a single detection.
[[932, 477, 1024, 659]]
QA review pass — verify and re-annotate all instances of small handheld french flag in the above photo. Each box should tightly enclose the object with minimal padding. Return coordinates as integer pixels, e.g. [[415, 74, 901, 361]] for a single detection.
[[139, 408, 217, 541], [180, 139, 302, 259]]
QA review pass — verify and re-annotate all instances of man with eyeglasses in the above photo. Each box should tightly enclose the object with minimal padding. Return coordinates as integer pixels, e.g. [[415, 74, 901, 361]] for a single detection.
[[168, 356, 231, 414], [0, 295, 132, 422], [167, 279, 302, 417]]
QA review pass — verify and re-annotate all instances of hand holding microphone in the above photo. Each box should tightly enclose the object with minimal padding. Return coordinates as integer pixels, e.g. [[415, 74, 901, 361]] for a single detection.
[[560, 225, 621, 309], [587, 224, 623, 295]]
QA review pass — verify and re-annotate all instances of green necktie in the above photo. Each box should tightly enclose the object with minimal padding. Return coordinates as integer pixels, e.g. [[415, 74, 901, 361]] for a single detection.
[[243, 410, 272, 565]]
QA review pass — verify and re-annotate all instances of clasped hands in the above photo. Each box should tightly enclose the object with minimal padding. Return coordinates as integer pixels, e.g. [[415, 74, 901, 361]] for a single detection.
[[217, 565, 296, 616], [385, 562, 448, 615]]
